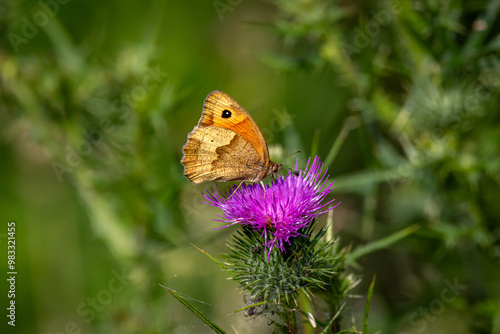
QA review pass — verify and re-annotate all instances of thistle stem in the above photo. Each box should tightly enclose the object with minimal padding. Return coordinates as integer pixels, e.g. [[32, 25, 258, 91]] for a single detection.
[[284, 308, 297, 334]]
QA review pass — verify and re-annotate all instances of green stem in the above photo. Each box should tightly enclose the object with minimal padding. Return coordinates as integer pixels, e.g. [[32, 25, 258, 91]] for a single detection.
[[328, 305, 341, 333], [284, 308, 297, 334], [320, 302, 345, 334]]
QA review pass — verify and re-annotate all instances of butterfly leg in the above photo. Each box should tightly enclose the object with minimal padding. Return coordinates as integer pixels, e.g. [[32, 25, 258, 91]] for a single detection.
[[260, 181, 267, 200], [227, 181, 244, 200]]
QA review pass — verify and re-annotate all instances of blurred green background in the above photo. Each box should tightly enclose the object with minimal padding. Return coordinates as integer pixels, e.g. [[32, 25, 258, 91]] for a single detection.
[[1, 0, 500, 333]]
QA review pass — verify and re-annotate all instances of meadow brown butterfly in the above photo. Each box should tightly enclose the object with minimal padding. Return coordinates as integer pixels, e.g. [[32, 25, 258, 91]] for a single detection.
[[181, 91, 282, 184]]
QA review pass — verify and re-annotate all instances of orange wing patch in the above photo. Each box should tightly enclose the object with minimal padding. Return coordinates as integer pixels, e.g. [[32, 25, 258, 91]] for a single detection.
[[199, 91, 269, 163]]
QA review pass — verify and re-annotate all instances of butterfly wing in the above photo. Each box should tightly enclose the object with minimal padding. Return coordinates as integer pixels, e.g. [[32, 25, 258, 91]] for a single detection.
[[198, 91, 270, 163], [182, 126, 265, 184]]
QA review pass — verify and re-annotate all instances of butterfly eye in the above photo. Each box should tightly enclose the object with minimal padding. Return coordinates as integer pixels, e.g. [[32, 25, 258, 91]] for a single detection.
[[222, 110, 232, 118]]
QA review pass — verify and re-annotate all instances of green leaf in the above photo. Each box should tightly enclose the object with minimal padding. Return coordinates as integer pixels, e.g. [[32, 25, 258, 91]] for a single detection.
[[324, 116, 359, 167], [310, 128, 321, 158], [161, 285, 226, 334], [363, 275, 376, 334], [346, 224, 420, 265], [320, 303, 345, 334], [192, 243, 227, 271]]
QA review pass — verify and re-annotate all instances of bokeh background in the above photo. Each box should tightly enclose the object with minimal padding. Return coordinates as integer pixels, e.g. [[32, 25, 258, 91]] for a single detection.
[[1, 0, 500, 333]]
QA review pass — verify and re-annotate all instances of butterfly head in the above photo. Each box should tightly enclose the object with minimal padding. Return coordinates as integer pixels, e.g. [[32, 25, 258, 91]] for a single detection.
[[271, 162, 283, 175], [266, 161, 283, 181], [250, 160, 282, 183]]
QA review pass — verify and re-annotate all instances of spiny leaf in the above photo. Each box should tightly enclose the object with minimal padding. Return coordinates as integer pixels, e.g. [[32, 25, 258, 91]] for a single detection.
[[161, 285, 226, 334], [192, 243, 227, 271], [363, 275, 376, 334]]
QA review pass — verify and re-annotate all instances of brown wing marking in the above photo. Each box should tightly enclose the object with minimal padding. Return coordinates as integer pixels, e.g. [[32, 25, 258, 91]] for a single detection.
[[181, 126, 262, 184]]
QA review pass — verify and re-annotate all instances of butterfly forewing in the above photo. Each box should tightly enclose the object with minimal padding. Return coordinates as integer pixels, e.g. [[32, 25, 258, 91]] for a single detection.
[[200, 91, 270, 163], [181, 91, 281, 184]]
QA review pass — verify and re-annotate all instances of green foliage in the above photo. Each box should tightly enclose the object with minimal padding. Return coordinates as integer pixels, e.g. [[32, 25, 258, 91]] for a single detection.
[[220, 222, 358, 332], [267, 0, 500, 331], [362, 275, 376, 334], [163, 286, 226, 334]]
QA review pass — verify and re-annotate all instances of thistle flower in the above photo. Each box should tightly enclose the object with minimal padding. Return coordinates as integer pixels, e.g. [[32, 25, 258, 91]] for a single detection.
[[203, 156, 339, 256]]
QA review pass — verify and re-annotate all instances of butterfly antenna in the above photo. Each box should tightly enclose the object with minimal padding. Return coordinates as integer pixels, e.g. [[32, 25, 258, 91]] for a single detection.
[[276, 150, 302, 172], [277, 150, 301, 164]]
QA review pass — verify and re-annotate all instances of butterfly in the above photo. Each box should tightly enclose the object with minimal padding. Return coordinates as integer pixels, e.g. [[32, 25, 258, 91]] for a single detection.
[[181, 91, 282, 184]]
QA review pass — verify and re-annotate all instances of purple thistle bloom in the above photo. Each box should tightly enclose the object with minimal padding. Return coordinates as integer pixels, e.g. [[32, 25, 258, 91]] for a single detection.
[[203, 156, 340, 257]]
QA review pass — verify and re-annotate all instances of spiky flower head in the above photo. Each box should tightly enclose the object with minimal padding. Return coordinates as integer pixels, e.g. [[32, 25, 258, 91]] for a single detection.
[[203, 156, 339, 257]]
